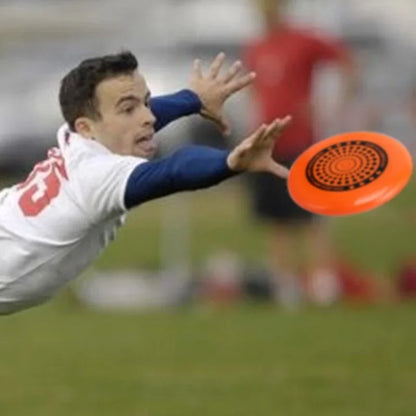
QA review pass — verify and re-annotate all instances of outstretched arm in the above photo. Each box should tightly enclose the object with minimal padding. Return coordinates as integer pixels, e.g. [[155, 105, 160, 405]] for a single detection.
[[124, 145, 235, 208], [150, 90, 201, 132], [124, 116, 291, 209]]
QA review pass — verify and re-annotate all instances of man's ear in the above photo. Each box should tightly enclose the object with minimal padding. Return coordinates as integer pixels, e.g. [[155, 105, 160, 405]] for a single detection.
[[74, 117, 95, 139]]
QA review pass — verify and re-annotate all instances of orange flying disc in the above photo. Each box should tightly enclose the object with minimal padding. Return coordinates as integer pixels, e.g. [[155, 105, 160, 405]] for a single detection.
[[288, 131, 413, 216]]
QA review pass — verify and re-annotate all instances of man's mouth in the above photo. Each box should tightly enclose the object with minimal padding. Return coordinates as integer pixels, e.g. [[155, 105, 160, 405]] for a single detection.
[[135, 132, 156, 156]]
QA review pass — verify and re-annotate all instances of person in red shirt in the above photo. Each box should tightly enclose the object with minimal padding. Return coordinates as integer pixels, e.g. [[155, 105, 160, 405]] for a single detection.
[[243, 0, 357, 306]]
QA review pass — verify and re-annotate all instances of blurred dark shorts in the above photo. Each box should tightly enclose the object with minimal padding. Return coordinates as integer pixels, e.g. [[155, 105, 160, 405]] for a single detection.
[[247, 160, 314, 223]]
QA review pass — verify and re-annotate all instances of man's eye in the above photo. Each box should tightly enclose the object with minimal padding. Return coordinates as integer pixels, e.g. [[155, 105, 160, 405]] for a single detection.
[[123, 107, 134, 114]]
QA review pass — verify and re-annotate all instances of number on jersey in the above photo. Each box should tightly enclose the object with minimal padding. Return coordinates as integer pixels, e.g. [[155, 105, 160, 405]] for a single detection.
[[18, 148, 68, 216]]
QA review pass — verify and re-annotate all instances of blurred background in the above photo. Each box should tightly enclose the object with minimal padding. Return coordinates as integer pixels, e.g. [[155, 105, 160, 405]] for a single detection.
[[1, 1, 416, 415]]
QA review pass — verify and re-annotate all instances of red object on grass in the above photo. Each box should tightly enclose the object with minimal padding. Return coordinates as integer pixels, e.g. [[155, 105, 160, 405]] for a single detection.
[[336, 261, 380, 302], [398, 260, 416, 297]]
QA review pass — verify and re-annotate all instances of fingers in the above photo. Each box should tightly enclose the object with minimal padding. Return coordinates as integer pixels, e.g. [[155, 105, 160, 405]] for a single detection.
[[209, 52, 226, 79], [194, 53, 255, 95], [246, 116, 292, 153], [224, 71, 256, 96], [192, 59, 203, 79], [262, 116, 292, 144], [277, 115, 292, 131], [247, 123, 268, 145], [247, 119, 279, 146], [261, 119, 281, 144], [222, 60, 243, 83]]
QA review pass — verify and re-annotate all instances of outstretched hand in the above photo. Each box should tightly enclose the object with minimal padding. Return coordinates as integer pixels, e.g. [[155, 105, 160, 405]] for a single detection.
[[189, 52, 256, 136], [227, 116, 292, 179]]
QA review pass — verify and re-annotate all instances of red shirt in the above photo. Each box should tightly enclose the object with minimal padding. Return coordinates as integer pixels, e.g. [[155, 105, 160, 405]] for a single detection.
[[244, 25, 351, 160]]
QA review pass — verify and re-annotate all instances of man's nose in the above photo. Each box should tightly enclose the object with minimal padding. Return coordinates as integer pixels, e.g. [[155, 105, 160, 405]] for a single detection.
[[142, 106, 156, 127]]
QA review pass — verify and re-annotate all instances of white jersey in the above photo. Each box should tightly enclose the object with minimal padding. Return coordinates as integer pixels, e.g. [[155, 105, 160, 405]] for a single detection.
[[0, 125, 146, 314]]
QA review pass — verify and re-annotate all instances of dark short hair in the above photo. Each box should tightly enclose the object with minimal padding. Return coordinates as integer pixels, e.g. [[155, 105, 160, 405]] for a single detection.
[[59, 51, 138, 131]]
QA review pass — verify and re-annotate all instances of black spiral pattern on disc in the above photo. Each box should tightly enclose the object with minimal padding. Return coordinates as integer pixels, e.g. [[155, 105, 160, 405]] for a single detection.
[[306, 140, 388, 191]]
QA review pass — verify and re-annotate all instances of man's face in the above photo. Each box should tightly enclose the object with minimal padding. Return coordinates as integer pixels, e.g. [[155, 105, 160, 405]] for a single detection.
[[84, 71, 156, 158]]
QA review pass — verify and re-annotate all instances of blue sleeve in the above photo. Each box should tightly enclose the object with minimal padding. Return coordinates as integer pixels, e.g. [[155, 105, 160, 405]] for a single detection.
[[150, 89, 202, 132], [124, 146, 238, 209]]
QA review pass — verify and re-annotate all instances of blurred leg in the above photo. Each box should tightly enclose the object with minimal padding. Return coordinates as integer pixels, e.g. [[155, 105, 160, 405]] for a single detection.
[[302, 219, 341, 305], [269, 221, 305, 307]]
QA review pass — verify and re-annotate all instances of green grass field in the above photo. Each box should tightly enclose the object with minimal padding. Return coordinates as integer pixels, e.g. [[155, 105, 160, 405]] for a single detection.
[[1, 302, 416, 415], [1, 177, 416, 415]]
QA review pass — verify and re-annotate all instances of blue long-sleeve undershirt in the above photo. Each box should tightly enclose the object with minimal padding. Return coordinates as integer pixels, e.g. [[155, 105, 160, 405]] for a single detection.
[[150, 89, 201, 132], [124, 146, 237, 209]]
